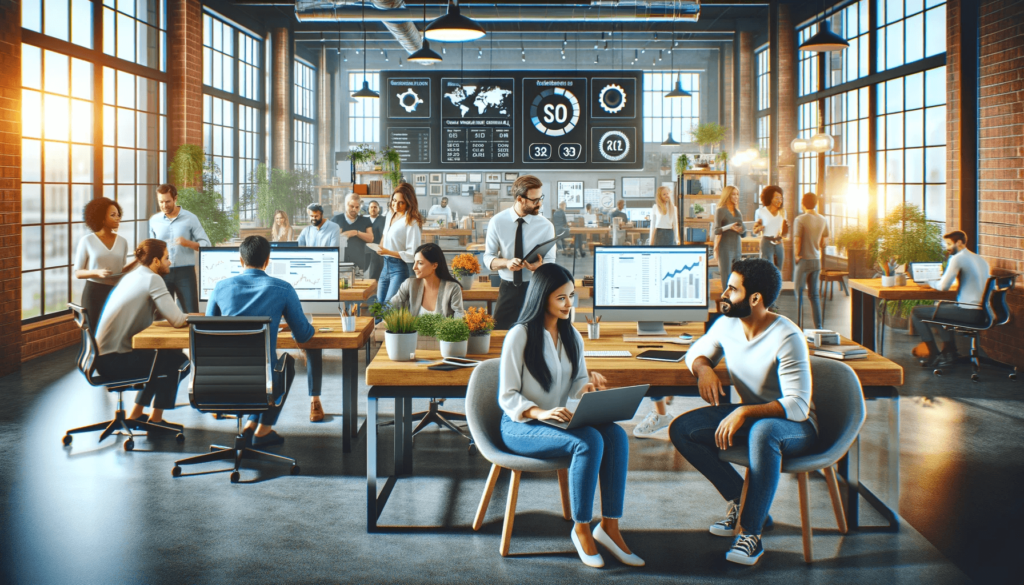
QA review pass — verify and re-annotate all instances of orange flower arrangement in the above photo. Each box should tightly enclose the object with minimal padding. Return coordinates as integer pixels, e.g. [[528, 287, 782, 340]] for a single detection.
[[452, 253, 481, 278], [464, 306, 495, 334]]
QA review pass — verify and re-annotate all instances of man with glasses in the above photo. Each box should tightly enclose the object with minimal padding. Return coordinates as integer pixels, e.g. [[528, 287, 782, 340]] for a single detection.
[[484, 175, 556, 329]]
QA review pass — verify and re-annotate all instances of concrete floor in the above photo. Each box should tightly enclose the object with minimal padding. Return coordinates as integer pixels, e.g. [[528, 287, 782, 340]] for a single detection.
[[1, 254, 1019, 584]]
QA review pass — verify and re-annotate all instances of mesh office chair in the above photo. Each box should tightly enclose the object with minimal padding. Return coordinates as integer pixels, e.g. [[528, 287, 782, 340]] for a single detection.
[[922, 273, 1019, 382], [171, 317, 299, 483], [63, 303, 186, 451]]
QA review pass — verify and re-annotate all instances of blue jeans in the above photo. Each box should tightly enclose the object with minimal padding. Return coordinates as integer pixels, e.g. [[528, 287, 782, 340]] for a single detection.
[[794, 258, 822, 329], [377, 257, 410, 311], [759, 237, 784, 273], [305, 349, 322, 396], [163, 265, 198, 313], [669, 405, 817, 536], [500, 413, 628, 523]]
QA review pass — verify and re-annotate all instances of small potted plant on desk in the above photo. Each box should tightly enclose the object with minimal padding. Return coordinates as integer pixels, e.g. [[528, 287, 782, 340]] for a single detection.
[[464, 307, 495, 355], [370, 302, 419, 361], [436, 317, 470, 359], [451, 253, 481, 290], [415, 312, 444, 351]]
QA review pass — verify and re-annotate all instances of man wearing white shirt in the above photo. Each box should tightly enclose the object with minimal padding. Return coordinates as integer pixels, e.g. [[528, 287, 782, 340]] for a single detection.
[[484, 175, 557, 329], [297, 203, 341, 248], [426, 197, 454, 225]]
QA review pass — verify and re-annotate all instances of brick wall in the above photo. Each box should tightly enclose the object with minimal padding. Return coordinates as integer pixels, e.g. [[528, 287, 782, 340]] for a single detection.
[[22, 315, 78, 362], [946, 0, 963, 229], [0, 0, 23, 376], [723, 43, 735, 154], [166, 0, 203, 162], [776, 3, 797, 282], [738, 32, 755, 152]]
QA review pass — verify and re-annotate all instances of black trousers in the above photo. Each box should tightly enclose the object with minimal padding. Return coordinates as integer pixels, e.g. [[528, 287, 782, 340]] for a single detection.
[[94, 349, 189, 410], [911, 304, 986, 345], [493, 280, 530, 330], [248, 353, 296, 427], [80, 281, 115, 330]]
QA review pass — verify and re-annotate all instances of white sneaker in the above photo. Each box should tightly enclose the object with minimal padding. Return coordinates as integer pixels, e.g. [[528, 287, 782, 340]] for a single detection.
[[632, 412, 672, 439]]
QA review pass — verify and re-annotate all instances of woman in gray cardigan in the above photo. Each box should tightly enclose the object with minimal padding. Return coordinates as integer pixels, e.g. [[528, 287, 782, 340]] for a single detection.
[[389, 243, 465, 317], [713, 186, 747, 291]]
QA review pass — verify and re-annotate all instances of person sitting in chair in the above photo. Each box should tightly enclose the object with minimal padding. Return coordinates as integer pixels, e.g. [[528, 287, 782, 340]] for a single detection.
[[388, 243, 465, 318], [910, 230, 991, 368], [669, 258, 816, 567], [205, 235, 316, 446]]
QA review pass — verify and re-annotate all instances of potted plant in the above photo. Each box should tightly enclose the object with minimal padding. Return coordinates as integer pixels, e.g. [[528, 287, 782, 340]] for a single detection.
[[370, 302, 419, 361], [451, 253, 481, 290], [170, 145, 239, 244], [348, 144, 377, 172], [379, 146, 403, 190], [690, 122, 728, 155], [435, 316, 470, 358], [835, 225, 872, 279], [693, 203, 705, 219], [660, 155, 671, 175], [714, 150, 729, 170], [676, 154, 691, 176], [414, 312, 444, 351], [464, 306, 495, 355], [869, 204, 945, 329]]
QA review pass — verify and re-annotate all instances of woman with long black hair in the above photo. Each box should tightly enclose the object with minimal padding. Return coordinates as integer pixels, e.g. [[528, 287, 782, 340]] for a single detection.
[[389, 243, 465, 317], [497, 263, 643, 569]]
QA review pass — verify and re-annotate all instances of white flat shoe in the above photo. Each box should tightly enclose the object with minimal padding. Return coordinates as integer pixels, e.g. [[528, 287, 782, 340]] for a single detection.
[[593, 524, 645, 567], [570, 527, 604, 568]]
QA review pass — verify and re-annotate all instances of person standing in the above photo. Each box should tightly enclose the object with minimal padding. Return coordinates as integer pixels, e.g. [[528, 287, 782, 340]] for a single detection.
[[375, 182, 423, 306], [367, 201, 385, 281], [753, 186, 787, 272], [74, 197, 129, 328], [330, 193, 374, 271], [484, 175, 557, 330], [609, 199, 632, 246], [649, 186, 681, 246], [271, 210, 293, 242], [713, 186, 746, 292], [792, 192, 829, 329], [552, 201, 570, 252], [296, 203, 341, 248], [148, 184, 211, 313]]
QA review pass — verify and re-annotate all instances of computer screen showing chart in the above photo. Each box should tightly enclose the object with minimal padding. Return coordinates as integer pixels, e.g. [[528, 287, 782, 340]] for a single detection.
[[593, 246, 709, 334], [199, 247, 339, 312]]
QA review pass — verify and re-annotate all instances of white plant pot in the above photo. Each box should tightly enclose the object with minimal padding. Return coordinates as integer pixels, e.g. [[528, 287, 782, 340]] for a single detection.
[[439, 339, 468, 359], [459, 275, 477, 290], [385, 331, 418, 361], [467, 332, 491, 355], [881, 275, 896, 287]]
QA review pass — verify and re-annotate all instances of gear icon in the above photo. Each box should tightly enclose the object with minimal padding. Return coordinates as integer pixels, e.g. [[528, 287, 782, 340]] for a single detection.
[[397, 88, 423, 113], [598, 84, 627, 114]]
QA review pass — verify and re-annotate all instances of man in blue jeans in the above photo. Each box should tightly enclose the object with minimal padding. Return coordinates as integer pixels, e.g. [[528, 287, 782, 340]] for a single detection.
[[670, 258, 817, 566], [206, 235, 316, 447]]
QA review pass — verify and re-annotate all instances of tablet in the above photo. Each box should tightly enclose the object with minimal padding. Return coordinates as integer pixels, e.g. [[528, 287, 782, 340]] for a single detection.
[[636, 349, 687, 363], [523, 236, 559, 264]]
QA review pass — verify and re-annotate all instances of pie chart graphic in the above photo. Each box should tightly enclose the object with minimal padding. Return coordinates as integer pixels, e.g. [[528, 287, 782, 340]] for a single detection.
[[530, 87, 581, 137]]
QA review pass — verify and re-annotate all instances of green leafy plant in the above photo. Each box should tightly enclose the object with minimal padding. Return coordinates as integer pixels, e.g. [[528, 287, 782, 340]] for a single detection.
[[689, 122, 728, 154], [693, 203, 705, 215], [715, 150, 729, 165], [835, 225, 871, 253], [675, 154, 690, 175], [169, 144, 206, 188], [415, 313, 445, 338], [174, 156, 238, 245], [435, 317, 470, 343], [869, 204, 944, 269], [379, 146, 403, 188], [347, 144, 377, 169], [244, 164, 316, 227]]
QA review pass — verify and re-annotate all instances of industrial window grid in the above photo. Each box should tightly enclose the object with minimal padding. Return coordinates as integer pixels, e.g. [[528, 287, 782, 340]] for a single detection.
[[877, 0, 947, 74], [348, 71, 380, 145], [294, 59, 316, 173], [642, 71, 700, 143]]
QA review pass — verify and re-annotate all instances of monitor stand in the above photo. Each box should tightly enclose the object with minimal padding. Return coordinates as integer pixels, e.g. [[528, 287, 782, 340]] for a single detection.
[[637, 321, 667, 336]]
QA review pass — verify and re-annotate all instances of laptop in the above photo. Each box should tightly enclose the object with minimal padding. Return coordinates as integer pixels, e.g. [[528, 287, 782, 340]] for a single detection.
[[909, 262, 943, 285], [540, 384, 650, 430]]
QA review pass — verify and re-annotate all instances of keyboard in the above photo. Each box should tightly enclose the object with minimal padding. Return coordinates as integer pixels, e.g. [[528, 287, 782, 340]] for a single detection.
[[584, 350, 632, 358]]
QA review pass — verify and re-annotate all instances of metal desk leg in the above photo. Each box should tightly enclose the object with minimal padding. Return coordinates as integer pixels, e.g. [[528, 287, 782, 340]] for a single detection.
[[877, 299, 888, 356], [394, 397, 407, 475], [851, 289, 877, 351], [403, 396, 413, 473], [342, 348, 360, 453], [838, 388, 900, 532], [839, 437, 860, 529], [888, 393, 900, 514], [367, 395, 378, 531]]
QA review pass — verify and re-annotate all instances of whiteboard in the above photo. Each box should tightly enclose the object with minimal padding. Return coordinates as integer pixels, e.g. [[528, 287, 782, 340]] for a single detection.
[[622, 176, 657, 199]]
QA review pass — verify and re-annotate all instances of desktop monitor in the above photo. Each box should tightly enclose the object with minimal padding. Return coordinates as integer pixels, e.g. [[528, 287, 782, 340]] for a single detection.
[[593, 245, 709, 335], [199, 247, 340, 314]]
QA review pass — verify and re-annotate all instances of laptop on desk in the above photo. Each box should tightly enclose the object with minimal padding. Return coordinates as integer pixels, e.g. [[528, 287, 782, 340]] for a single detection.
[[540, 384, 650, 430], [909, 262, 943, 286]]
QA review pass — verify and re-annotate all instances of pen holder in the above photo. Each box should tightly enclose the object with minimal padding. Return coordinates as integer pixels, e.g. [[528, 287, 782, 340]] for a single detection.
[[895, 273, 907, 286], [587, 323, 600, 339], [340, 316, 356, 332]]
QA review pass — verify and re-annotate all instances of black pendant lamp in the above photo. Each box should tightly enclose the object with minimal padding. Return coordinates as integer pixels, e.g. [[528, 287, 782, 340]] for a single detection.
[[425, 0, 485, 43], [352, 0, 379, 99], [408, 0, 442, 63], [798, 19, 849, 52], [665, 31, 691, 98], [661, 132, 681, 145]]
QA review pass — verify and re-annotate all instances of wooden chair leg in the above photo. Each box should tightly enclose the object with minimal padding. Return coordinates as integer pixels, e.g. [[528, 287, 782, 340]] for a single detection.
[[823, 466, 848, 534], [500, 470, 522, 557], [734, 468, 751, 535], [556, 468, 571, 521], [797, 472, 814, 563], [473, 463, 502, 531]]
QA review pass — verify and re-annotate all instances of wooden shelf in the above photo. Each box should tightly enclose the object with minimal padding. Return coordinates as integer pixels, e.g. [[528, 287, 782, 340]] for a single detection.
[[683, 194, 721, 198], [681, 170, 728, 176], [355, 170, 384, 175]]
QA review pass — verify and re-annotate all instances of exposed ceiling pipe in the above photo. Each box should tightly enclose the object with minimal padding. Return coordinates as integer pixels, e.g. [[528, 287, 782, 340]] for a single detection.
[[294, 1, 701, 23]]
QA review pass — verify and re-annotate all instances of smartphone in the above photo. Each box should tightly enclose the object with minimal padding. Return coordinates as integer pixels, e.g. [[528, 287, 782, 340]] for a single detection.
[[442, 357, 481, 368], [318, 327, 334, 332]]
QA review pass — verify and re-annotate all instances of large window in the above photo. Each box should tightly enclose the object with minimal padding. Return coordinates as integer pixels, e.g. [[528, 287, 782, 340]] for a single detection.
[[797, 102, 819, 197], [203, 94, 234, 207], [101, 0, 166, 72], [877, 0, 946, 73], [643, 71, 700, 143], [348, 72, 380, 144], [757, 48, 770, 112], [823, 87, 871, 236], [826, 0, 870, 88], [21, 0, 93, 49], [293, 59, 315, 173], [798, 25, 820, 97]]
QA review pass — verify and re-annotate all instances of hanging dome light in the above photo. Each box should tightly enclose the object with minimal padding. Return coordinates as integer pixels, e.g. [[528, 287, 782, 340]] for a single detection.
[[790, 137, 810, 153], [665, 76, 691, 98], [661, 132, 681, 146], [425, 1, 485, 43], [809, 132, 835, 152], [352, 79, 379, 99], [798, 20, 849, 53], [408, 39, 442, 63]]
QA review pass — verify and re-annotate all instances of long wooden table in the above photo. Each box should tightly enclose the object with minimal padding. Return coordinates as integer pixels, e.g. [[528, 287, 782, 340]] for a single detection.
[[422, 229, 473, 246], [134, 316, 375, 453], [849, 278, 957, 355], [365, 321, 903, 531], [340, 279, 378, 302]]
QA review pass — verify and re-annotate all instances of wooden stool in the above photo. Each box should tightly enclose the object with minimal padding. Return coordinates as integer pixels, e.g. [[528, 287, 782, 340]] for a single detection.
[[819, 271, 849, 326]]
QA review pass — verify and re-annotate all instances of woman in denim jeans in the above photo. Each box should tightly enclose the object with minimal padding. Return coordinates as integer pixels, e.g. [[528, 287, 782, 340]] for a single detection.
[[375, 183, 423, 314], [498, 264, 643, 569]]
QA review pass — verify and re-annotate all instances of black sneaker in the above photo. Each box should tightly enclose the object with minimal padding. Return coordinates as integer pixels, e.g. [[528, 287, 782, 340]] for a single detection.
[[710, 499, 741, 537], [726, 533, 763, 566], [934, 351, 960, 368]]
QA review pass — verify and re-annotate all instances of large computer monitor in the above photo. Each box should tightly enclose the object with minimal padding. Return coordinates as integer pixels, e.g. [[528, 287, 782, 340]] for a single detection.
[[199, 247, 340, 314], [593, 245, 709, 335]]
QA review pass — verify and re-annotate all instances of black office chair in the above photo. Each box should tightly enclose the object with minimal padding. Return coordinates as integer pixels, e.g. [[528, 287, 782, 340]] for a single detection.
[[172, 316, 299, 482], [63, 303, 186, 451], [922, 273, 1019, 382]]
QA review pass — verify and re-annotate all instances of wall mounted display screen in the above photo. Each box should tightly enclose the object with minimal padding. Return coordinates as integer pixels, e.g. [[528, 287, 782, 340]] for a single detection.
[[380, 70, 643, 170]]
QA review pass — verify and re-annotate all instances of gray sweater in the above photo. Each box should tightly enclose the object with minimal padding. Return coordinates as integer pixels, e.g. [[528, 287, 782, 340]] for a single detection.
[[389, 278, 465, 318], [94, 265, 188, 355]]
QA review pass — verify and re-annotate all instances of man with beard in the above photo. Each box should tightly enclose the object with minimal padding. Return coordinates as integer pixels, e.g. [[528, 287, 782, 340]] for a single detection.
[[669, 258, 816, 566], [483, 175, 556, 329], [297, 203, 340, 248]]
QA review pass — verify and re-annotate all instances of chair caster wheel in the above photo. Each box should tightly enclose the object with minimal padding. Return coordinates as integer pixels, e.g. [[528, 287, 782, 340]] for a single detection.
[[971, 374, 979, 383], [290, 465, 300, 475], [175, 433, 185, 444], [124, 439, 135, 451], [230, 471, 240, 483], [62, 434, 72, 446], [211, 445, 218, 451], [1011, 373, 1018, 381], [172, 466, 181, 477], [933, 369, 943, 377]]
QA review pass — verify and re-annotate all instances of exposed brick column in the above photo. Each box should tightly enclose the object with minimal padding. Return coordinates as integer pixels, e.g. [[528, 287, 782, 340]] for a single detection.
[[0, 0, 23, 375], [272, 28, 292, 171], [722, 43, 735, 154], [737, 32, 755, 156], [946, 0, 963, 230], [317, 46, 333, 184], [166, 0, 203, 167], [776, 3, 798, 281]]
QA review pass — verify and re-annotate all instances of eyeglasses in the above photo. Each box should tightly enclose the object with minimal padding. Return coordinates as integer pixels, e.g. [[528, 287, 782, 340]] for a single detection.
[[523, 194, 545, 203]]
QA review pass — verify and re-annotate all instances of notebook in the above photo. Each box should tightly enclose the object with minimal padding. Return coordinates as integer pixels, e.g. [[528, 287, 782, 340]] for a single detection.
[[813, 345, 869, 360]]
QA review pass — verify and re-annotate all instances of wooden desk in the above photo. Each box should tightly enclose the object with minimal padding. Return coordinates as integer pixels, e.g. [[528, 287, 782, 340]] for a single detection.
[[422, 229, 473, 246], [340, 279, 377, 302], [849, 278, 957, 355], [568, 226, 610, 235], [462, 279, 593, 313], [365, 321, 903, 531], [134, 316, 374, 453]]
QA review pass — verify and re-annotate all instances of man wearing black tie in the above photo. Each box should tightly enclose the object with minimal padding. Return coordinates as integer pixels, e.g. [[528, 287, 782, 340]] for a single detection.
[[484, 175, 557, 329]]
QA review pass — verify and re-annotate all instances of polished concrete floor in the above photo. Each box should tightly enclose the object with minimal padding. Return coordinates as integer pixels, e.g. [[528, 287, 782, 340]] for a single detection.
[[1, 255, 1020, 584]]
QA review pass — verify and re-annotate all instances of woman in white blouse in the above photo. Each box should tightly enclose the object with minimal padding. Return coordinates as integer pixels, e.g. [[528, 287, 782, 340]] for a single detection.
[[74, 197, 129, 328], [375, 182, 423, 307], [649, 186, 680, 246], [498, 263, 643, 569], [752, 186, 787, 272]]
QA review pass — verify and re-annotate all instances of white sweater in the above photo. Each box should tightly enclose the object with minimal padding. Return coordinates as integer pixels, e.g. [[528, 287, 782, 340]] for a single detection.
[[499, 324, 589, 423], [649, 204, 678, 242]]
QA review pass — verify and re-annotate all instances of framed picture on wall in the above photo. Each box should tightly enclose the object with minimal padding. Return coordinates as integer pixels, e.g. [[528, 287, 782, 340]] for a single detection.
[[415, 185, 425, 196], [429, 173, 442, 183], [485, 173, 501, 183], [622, 176, 657, 199], [557, 181, 585, 209], [468, 173, 482, 183], [445, 184, 461, 196], [413, 174, 427, 185], [445, 173, 468, 183], [505, 185, 513, 196], [487, 183, 500, 190], [429, 184, 442, 195], [504, 172, 519, 181], [597, 179, 615, 190]]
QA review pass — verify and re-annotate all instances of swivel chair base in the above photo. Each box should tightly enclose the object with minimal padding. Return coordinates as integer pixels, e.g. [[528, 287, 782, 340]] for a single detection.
[[933, 334, 1019, 382], [172, 419, 299, 483], [412, 399, 473, 448], [62, 389, 185, 451]]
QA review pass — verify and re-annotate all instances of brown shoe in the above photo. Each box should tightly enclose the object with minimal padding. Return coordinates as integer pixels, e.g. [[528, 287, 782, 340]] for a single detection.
[[310, 400, 324, 423]]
